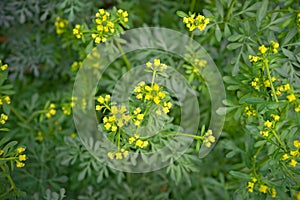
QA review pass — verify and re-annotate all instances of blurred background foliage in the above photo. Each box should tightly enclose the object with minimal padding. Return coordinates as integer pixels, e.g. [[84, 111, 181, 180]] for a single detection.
[[0, 0, 300, 199]]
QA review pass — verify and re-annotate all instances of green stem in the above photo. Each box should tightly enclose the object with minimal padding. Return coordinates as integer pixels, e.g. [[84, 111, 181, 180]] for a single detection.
[[190, 0, 196, 12], [151, 70, 156, 88], [9, 105, 26, 124], [272, 130, 287, 152], [264, 59, 278, 102], [281, 162, 299, 184], [26, 110, 47, 124], [115, 39, 131, 71], [165, 131, 204, 140], [0, 157, 16, 161], [0, 164, 17, 197], [224, 0, 236, 22], [117, 128, 121, 151]]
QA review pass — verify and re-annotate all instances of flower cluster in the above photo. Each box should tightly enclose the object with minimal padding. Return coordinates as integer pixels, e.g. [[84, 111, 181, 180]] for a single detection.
[[0, 147, 27, 168], [70, 61, 82, 72], [73, 24, 82, 39], [249, 41, 279, 63], [247, 177, 276, 197], [203, 130, 215, 148], [0, 61, 8, 71], [96, 95, 131, 131], [134, 59, 172, 115], [244, 105, 256, 117], [259, 114, 279, 137], [183, 13, 210, 31], [107, 149, 129, 160], [0, 113, 8, 124], [73, 8, 129, 44], [250, 76, 276, 91], [16, 147, 27, 168], [281, 140, 300, 167], [128, 135, 149, 148], [54, 17, 68, 35], [46, 103, 56, 119]]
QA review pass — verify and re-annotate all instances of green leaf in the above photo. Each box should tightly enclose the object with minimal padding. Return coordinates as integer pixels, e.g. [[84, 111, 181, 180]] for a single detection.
[[176, 11, 188, 18], [229, 171, 251, 180], [215, 24, 222, 42], [227, 43, 243, 50], [256, 0, 268, 28], [239, 97, 265, 104]]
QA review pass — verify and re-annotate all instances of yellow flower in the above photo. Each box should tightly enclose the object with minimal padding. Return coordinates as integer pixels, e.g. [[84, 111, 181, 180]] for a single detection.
[[259, 131, 269, 137], [183, 13, 209, 31], [283, 83, 291, 91], [158, 92, 165, 98], [270, 41, 279, 49], [129, 137, 136, 144], [111, 125, 117, 132], [295, 105, 300, 112], [146, 61, 152, 68], [1, 64, 8, 71], [264, 120, 272, 128], [73, 24, 82, 39], [136, 139, 144, 147], [290, 150, 298, 156], [17, 147, 25, 154], [247, 182, 254, 193], [281, 153, 289, 161], [153, 83, 159, 91], [133, 107, 141, 115], [271, 188, 276, 198], [115, 152, 123, 160], [134, 86, 141, 93], [153, 96, 160, 104], [136, 114, 144, 120], [97, 96, 105, 104], [136, 93, 143, 99], [145, 85, 152, 92], [259, 185, 268, 193], [104, 123, 111, 130], [16, 161, 25, 168], [19, 154, 26, 161], [204, 130, 215, 148], [294, 140, 300, 148], [153, 59, 160, 67], [289, 159, 297, 167], [271, 76, 276, 82], [264, 80, 270, 87], [162, 107, 169, 114], [287, 93, 296, 102], [107, 152, 114, 159], [295, 192, 300, 200], [145, 94, 152, 100], [123, 150, 129, 158], [4, 96, 10, 104], [258, 45, 267, 54], [70, 133, 76, 139], [271, 114, 280, 121], [248, 55, 259, 63]]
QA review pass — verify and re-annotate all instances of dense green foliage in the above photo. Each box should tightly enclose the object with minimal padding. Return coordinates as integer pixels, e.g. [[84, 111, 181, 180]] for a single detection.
[[0, 0, 300, 199]]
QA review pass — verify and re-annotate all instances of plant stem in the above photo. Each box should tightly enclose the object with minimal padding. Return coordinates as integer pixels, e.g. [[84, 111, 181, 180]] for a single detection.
[[272, 130, 287, 152], [151, 70, 156, 88], [117, 128, 121, 151], [9, 105, 26, 124], [115, 39, 131, 71], [190, 0, 196, 12], [165, 131, 203, 140], [264, 59, 278, 102], [0, 157, 16, 161], [0, 164, 17, 197], [224, 0, 236, 22]]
